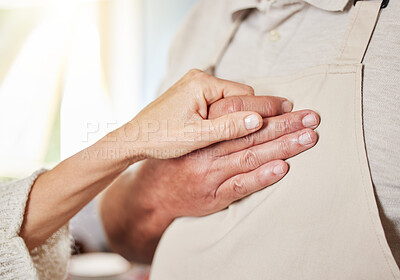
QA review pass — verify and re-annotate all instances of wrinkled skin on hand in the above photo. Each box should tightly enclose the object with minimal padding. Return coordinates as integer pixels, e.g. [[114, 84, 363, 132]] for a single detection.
[[140, 97, 318, 217], [120, 69, 269, 159], [101, 95, 320, 263]]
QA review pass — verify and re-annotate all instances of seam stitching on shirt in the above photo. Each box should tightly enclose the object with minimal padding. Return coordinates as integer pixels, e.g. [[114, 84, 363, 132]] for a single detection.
[[354, 67, 398, 279], [337, 2, 362, 62]]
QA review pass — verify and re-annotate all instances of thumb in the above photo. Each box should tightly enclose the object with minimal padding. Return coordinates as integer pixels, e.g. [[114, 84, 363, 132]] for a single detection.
[[202, 112, 263, 143]]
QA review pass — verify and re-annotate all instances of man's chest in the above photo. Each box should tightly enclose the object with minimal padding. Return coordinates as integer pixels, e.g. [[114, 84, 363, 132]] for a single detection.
[[211, 2, 400, 196]]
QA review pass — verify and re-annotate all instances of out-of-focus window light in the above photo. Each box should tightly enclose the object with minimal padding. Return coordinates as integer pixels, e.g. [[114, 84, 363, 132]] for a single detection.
[[0, 0, 76, 179], [0, 0, 196, 181], [0, 0, 143, 179], [61, 0, 144, 160]]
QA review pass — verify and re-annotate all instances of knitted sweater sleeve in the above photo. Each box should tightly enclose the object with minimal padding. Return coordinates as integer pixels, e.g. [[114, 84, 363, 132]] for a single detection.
[[0, 169, 71, 280]]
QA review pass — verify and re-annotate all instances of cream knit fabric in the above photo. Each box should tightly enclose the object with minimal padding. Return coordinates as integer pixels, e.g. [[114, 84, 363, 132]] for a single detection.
[[0, 170, 71, 280]]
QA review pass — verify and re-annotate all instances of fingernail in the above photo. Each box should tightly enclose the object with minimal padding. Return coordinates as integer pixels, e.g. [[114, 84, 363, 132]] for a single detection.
[[302, 114, 318, 128], [298, 132, 313, 145], [282, 101, 293, 113], [273, 165, 286, 175], [245, 115, 260, 130]]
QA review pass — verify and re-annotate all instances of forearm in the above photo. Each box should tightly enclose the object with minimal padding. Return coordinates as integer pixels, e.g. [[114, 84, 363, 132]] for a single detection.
[[20, 131, 135, 250], [100, 163, 175, 263]]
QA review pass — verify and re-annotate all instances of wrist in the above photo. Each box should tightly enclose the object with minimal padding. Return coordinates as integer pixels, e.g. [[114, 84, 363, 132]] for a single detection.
[[101, 184, 175, 243], [105, 121, 148, 166], [99, 166, 176, 262]]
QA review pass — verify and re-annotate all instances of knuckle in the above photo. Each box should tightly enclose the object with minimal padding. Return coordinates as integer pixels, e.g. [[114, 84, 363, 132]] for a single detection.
[[187, 68, 203, 77], [275, 117, 293, 134], [231, 177, 248, 195], [264, 100, 275, 116], [224, 97, 244, 114], [222, 117, 239, 139], [223, 99, 236, 114], [186, 69, 207, 84], [275, 117, 301, 134], [277, 138, 293, 158], [240, 149, 260, 169], [243, 85, 255, 95], [241, 133, 256, 147]]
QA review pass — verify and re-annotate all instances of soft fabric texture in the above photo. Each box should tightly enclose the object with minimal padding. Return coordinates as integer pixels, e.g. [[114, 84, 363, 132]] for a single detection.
[[0, 170, 71, 280], [157, 0, 400, 265], [150, 1, 400, 279]]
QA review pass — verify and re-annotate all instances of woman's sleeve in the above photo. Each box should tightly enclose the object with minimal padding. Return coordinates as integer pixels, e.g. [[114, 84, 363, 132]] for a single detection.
[[0, 169, 71, 280]]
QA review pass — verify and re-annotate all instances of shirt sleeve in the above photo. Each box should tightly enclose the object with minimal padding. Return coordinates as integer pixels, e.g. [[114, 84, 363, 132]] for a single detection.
[[0, 169, 71, 280]]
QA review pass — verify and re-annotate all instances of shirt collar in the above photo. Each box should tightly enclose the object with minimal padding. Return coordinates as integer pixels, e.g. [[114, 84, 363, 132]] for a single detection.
[[306, 0, 350, 11], [228, 0, 350, 16]]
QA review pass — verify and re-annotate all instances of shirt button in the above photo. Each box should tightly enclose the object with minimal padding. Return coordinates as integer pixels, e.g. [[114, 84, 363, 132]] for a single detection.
[[269, 29, 281, 42]]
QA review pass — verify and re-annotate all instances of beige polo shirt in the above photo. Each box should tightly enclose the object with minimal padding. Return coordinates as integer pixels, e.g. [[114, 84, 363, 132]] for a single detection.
[[159, 0, 400, 265]]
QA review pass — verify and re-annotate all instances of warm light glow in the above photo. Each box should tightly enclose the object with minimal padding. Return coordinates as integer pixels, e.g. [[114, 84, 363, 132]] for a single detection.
[[0, 1, 75, 176], [0, 0, 144, 177], [0, 0, 195, 178]]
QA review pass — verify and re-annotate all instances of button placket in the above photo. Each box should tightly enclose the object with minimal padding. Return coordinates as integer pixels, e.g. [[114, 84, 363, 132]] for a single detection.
[[268, 29, 281, 41]]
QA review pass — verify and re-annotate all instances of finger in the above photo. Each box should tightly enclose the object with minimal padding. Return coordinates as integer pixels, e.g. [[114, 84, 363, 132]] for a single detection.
[[212, 76, 256, 98], [200, 111, 263, 144], [214, 160, 288, 206], [208, 110, 320, 156], [184, 69, 256, 105], [203, 75, 255, 104], [212, 128, 318, 181], [208, 96, 293, 119]]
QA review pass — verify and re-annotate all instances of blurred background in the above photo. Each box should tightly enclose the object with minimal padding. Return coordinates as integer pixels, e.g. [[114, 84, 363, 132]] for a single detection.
[[0, 0, 196, 278]]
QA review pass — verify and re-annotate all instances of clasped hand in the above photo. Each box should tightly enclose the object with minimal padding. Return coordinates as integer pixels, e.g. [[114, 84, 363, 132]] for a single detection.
[[20, 69, 319, 254], [101, 69, 320, 262], [111, 69, 271, 160]]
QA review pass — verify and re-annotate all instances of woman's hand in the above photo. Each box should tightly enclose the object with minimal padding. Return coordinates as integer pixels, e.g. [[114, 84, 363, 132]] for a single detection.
[[114, 69, 291, 160]]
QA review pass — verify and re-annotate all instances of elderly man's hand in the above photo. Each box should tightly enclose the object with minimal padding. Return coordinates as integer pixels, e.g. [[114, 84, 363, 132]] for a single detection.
[[100, 96, 319, 263]]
